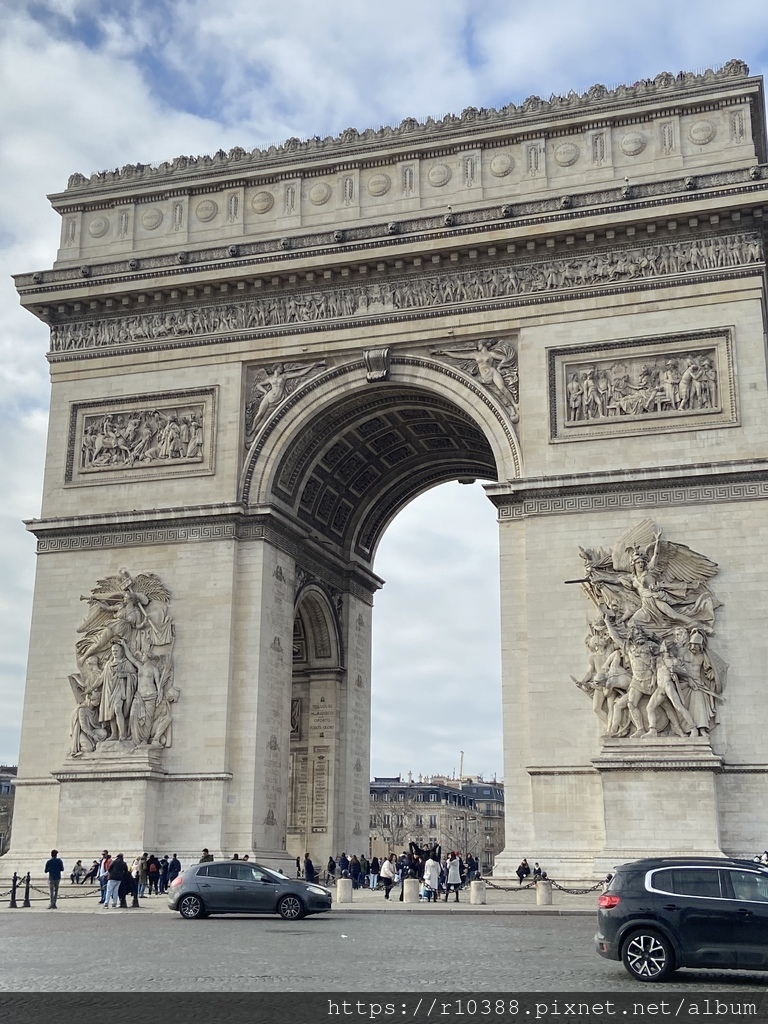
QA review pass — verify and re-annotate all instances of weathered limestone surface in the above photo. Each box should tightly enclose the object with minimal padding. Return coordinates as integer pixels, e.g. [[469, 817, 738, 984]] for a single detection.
[[6, 60, 768, 879]]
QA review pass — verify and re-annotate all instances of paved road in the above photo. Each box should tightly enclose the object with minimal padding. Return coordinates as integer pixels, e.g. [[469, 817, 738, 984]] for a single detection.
[[1, 904, 766, 993]]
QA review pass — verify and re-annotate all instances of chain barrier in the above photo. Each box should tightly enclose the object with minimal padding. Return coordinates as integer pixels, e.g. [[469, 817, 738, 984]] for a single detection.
[[483, 879, 537, 892], [551, 879, 605, 895], [483, 877, 604, 895], [6, 873, 103, 907]]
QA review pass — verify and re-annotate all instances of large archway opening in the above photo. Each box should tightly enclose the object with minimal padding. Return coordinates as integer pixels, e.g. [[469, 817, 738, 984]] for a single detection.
[[368, 480, 502, 784], [246, 361, 516, 866]]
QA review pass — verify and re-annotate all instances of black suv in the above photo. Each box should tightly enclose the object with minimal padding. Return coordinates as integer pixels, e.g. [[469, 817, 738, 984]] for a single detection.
[[596, 857, 768, 981]]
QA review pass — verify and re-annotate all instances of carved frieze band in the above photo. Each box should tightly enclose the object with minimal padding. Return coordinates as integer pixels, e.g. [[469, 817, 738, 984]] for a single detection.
[[49, 231, 763, 355], [549, 329, 737, 441], [496, 476, 768, 520], [66, 388, 217, 484]]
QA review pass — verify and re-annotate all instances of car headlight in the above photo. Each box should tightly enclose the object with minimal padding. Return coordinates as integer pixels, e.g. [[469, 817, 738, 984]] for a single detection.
[[306, 884, 330, 896]]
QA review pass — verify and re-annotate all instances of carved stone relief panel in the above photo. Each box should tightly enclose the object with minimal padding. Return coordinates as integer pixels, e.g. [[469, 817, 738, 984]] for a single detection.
[[66, 387, 217, 484], [548, 329, 737, 442], [244, 363, 326, 447]]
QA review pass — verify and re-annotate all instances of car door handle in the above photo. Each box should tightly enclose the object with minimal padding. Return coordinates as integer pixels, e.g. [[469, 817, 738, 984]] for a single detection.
[[662, 904, 679, 910], [738, 908, 753, 916]]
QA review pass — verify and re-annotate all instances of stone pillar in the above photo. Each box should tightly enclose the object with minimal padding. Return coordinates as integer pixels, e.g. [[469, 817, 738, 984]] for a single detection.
[[536, 879, 553, 906], [402, 877, 420, 903], [469, 879, 486, 905], [336, 878, 353, 903]]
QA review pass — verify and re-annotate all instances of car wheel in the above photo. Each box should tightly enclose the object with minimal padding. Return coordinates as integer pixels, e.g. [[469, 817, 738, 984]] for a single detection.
[[278, 895, 305, 920], [622, 929, 676, 982], [178, 894, 205, 920]]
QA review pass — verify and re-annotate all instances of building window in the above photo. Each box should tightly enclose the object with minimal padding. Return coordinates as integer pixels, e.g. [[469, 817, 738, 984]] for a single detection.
[[429, 815, 437, 829], [395, 814, 404, 828], [382, 814, 390, 827], [415, 815, 423, 827]]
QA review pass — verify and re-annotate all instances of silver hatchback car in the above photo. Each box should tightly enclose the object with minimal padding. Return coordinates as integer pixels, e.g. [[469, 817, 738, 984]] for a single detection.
[[168, 860, 332, 920]]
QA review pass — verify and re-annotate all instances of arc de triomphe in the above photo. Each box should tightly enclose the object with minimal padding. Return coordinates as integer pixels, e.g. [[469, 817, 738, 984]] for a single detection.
[[8, 60, 768, 878]]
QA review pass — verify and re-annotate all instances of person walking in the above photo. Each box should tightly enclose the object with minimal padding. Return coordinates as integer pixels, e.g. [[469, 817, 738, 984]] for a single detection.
[[369, 856, 380, 890], [423, 852, 441, 903], [137, 853, 148, 897], [199, 848, 213, 863], [105, 853, 128, 908], [444, 851, 462, 903], [44, 849, 64, 909], [349, 855, 362, 889], [380, 853, 396, 900], [159, 855, 170, 893], [326, 856, 336, 884], [303, 853, 316, 883], [97, 850, 111, 904], [146, 854, 161, 894], [168, 854, 181, 883]]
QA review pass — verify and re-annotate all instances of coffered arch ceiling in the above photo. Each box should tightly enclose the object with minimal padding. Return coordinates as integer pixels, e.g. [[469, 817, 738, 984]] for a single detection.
[[265, 382, 499, 563]]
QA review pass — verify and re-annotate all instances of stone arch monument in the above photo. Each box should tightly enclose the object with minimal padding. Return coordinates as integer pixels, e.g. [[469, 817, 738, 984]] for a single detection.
[[7, 60, 768, 877]]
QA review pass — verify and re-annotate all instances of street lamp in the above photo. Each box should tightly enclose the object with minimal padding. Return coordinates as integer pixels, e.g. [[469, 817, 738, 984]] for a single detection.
[[454, 812, 477, 857]]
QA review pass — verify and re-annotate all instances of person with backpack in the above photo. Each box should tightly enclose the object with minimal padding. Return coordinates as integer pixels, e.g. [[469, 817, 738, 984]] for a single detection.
[[146, 854, 160, 894]]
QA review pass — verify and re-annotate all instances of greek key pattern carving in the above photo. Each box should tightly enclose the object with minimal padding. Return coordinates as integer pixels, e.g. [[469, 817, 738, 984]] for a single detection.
[[49, 231, 763, 355], [496, 478, 768, 520], [36, 523, 238, 552]]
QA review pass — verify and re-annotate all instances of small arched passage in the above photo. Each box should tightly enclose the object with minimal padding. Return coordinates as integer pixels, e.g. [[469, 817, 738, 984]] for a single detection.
[[288, 583, 344, 863], [241, 355, 521, 564]]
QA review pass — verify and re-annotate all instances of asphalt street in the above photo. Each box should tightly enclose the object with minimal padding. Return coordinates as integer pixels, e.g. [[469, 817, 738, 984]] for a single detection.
[[1, 906, 766, 994]]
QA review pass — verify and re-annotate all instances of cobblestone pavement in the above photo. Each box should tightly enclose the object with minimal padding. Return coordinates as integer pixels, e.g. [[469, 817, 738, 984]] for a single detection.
[[0, 883, 766, 993]]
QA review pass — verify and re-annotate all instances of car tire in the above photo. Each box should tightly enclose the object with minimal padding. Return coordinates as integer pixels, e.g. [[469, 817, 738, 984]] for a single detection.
[[621, 929, 676, 982], [178, 894, 205, 920], [278, 895, 305, 920]]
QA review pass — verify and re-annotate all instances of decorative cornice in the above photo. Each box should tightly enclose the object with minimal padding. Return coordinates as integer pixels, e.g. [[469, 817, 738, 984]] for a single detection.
[[55, 60, 755, 198], [27, 505, 380, 602], [18, 165, 768, 297], [489, 459, 768, 519]]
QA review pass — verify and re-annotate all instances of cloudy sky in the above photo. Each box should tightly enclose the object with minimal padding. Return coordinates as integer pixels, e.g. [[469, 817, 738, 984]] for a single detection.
[[2, 1, 767, 781]]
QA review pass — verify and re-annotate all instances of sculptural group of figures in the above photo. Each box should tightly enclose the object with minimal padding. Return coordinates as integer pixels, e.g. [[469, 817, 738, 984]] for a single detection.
[[569, 520, 726, 740], [80, 408, 203, 471], [49, 232, 762, 354], [567, 351, 718, 422], [68, 571, 178, 756]]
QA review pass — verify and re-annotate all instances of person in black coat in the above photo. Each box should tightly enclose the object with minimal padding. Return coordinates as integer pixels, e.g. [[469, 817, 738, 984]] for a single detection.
[[516, 858, 531, 885]]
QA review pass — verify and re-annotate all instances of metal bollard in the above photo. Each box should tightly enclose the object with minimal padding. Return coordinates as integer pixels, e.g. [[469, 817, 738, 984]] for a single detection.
[[10, 872, 17, 908], [23, 872, 31, 908], [535, 879, 553, 906], [402, 878, 420, 903], [469, 879, 486, 905], [335, 878, 353, 904]]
